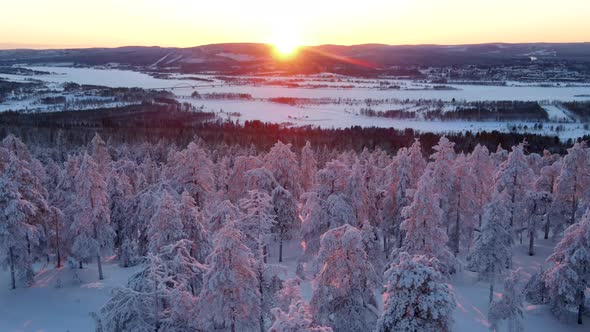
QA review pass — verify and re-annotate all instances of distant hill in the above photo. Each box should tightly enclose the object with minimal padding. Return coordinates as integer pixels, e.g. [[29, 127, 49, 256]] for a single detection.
[[1, 42, 589, 76]]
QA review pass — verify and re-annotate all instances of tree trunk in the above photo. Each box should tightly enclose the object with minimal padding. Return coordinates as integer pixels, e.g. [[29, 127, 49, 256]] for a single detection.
[[263, 245, 267, 264], [454, 194, 461, 255], [9, 247, 16, 290], [97, 254, 104, 280], [279, 238, 283, 263], [383, 235, 389, 259], [578, 289, 586, 325], [55, 216, 62, 268], [528, 228, 535, 256], [258, 268, 265, 332], [544, 214, 550, 239], [489, 282, 494, 304], [79, 261, 83, 269]]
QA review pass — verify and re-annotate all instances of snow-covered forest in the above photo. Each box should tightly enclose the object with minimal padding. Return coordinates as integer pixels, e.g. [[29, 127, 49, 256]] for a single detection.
[[1, 132, 589, 332]]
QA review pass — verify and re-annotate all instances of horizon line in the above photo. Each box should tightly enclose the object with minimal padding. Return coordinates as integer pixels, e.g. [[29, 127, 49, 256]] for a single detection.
[[1, 40, 589, 51]]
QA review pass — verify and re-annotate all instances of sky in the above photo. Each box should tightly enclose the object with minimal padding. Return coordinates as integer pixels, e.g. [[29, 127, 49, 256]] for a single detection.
[[1, 0, 589, 49]]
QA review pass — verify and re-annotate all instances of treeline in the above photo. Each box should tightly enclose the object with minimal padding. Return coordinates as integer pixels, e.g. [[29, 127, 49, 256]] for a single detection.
[[359, 108, 417, 119], [426, 101, 548, 121], [0, 103, 573, 157], [563, 101, 590, 121]]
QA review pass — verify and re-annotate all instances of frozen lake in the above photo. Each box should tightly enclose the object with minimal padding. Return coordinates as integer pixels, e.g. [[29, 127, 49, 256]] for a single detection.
[[18, 66, 590, 102]]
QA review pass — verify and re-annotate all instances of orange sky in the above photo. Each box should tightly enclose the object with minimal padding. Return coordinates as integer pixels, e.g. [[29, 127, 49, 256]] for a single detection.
[[1, 0, 588, 49]]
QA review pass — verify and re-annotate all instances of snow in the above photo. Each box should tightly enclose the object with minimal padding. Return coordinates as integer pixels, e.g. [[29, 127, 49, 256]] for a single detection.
[[0, 258, 140, 332], [542, 104, 574, 122], [216, 52, 260, 62], [0, 234, 587, 332]]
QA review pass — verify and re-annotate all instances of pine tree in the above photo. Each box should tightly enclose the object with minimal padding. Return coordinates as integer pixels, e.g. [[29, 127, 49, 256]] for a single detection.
[[381, 147, 412, 253], [427, 136, 456, 233], [178, 190, 210, 262], [205, 199, 241, 234], [269, 301, 333, 332], [345, 160, 371, 225], [300, 141, 318, 192], [310, 225, 378, 332], [488, 269, 525, 332], [398, 168, 455, 274], [545, 208, 590, 324], [449, 153, 478, 255], [523, 191, 552, 256], [0, 159, 39, 289], [69, 153, 114, 280], [148, 189, 185, 254], [537, 159, 562, 239], [326, 193, 356, 228], [265, 141, 302, 198], [301, 192, 330, 258], [376, 253, 455, 332], [272, 186, 299, 262], [467, 144, 495, 229], [493, 143, 535, 243], [198, 224, 261, 332], [314, 160, 350, 200], [89, 133, 112, 178], [552, 142, 590, 234], [467, 194, 513, 303], [524, 266, 549, 305], [227, 156, 264, 202], [164, 141, 214, 208]]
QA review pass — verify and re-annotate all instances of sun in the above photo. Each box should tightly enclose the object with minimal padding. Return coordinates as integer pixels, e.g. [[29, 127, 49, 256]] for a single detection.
[[270, 25, 302, 58], [274, 41, 300, 57]]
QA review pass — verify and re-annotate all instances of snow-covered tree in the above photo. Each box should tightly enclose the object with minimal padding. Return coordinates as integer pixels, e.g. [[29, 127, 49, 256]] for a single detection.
[[407, 138, 426, 187], [376, 253, 455, 332], [108, 161, 135, 265], [493, 143, 535, 242], [98, 240, 204, 332], [381, 147, 412, 253], [300, 141, 317, 192], [345, 160, 371, 225], [537, 159, 562, 239], [449, 153, 478, 254], [227, 156, 264, 202], [198, 224, 261, 331], [272, 186, 299, 262], [244, 167, 278, 195], [205, 199, 241, 234], [148, 189, 185, 254], [300, 192, 330, 258], [310, 225, 378, 332], [69, 153, 114, 280], [0, 160, 39, 288], [427, 136, 456, 232], [488, 268, 525, 332], [314, 160, 350, 200], [467, 194, 513, 302], [238, 190, 276, 261], [269, 301, 333, 332], [164, 141, 214, 207], [467, 144, 495, 228], [523, 191, 552, 256], [178, 190, 210, 262], [265, 141, 302, 198], [89, 133, 112, 178], [326, 193, 356, 228], [545, 208, 590, 324], [552, 142, 590, 234], [524, 266, 549, 305], [398, 168, 455, 274]]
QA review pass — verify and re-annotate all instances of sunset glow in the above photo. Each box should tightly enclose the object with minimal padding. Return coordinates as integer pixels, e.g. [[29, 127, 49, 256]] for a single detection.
[[1, 0, 589, 49], [270, 25, 302, 58]]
